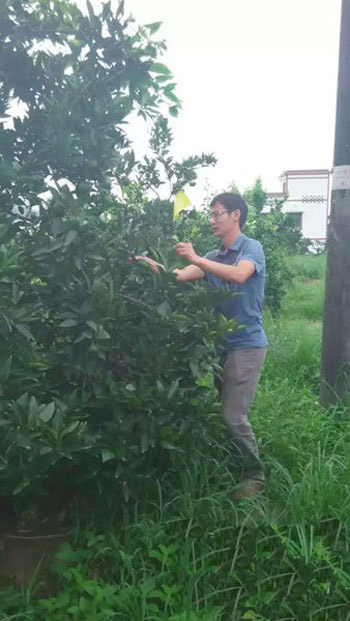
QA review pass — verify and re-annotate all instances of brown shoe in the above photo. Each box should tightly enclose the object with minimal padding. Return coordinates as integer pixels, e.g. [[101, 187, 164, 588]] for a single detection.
[[231, 480, 264, 503]]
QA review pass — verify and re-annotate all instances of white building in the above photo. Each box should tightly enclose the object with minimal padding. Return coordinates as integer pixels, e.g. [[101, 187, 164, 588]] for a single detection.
[[266, 169, 331, 242]]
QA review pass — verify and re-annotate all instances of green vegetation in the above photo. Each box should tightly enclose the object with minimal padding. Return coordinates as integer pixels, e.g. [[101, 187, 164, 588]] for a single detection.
[[282, 254, 326, 323], [0, 0, 303, 532], [0, 0, 220, 528], [2, 256, 350, 620], [282, 280, 325, 323], [1, 1, 348, 618], [287, 254, 327, 282]]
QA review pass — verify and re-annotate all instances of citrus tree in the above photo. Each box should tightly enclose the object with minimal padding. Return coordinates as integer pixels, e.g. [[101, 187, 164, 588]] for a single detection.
[[0, 0, 228, 526]]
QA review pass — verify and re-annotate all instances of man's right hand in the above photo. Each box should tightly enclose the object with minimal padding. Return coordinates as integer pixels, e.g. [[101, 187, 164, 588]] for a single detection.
[[129, 254, 165, 275]]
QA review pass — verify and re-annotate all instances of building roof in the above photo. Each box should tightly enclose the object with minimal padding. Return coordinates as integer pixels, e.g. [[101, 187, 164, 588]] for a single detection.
[[280, 169, 330, 178], [266, 192, 287, 198]]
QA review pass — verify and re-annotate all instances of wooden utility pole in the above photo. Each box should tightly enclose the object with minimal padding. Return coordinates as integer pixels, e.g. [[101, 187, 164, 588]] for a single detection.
[[321, 0, 350, 406]]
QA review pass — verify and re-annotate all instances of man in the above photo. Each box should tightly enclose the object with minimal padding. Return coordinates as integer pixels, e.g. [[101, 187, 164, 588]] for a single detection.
[[133, 193, 267, 501]]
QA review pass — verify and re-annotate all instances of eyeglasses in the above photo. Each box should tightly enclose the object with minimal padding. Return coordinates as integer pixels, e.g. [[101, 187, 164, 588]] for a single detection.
[[210, 210, 228, 221]]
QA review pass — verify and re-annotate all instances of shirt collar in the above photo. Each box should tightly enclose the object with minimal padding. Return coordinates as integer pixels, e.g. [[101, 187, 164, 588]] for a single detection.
[[218, 233, 246, 255]]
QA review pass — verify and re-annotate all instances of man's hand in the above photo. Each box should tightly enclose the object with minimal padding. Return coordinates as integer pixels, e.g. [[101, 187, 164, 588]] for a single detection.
[[129, 254, 165, 275], [174, 242, 200, 265]]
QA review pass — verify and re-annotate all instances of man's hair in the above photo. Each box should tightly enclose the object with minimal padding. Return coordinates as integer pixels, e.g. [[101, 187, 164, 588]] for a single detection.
[[210, 192, 248, 228]]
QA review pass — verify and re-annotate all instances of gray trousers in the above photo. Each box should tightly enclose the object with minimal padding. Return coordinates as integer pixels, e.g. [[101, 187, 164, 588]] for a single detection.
[[221, 347, 266, 484]]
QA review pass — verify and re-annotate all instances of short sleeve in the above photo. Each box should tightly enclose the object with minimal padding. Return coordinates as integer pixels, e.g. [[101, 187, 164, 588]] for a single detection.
[[204, 250, 217, 260], [239, 240, 265, 275]]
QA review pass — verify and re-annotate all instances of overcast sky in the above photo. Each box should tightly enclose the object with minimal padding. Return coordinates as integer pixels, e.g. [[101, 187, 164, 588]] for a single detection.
[[78, 0, 342, 203]]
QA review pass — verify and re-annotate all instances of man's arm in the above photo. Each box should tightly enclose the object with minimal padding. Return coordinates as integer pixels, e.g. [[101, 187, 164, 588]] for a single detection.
[[175, 243, 255, 284], [173, 265, 205, 281], [131, 255, 204, 281], [193, 257, 254, 284]]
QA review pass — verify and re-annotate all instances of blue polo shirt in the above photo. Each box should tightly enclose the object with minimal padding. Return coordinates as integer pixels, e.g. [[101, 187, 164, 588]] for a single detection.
[[204, 234, 268, 353]]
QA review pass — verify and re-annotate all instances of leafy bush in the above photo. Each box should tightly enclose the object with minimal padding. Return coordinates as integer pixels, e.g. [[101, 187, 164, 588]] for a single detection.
[[0, 194, 241, 523], [0, 0, 224, 526]]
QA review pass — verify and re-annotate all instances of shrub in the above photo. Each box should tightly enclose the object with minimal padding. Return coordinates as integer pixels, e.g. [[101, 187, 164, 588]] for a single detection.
[[0, 0, 224, 525], [0, 186, 240, 524]]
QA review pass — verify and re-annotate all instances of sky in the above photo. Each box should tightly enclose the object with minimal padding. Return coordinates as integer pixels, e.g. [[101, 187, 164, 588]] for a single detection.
[[78, 0, 342, 204]]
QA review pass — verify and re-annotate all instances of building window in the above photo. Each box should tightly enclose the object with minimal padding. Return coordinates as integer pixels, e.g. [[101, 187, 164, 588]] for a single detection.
[[288, 212, 303, 229]]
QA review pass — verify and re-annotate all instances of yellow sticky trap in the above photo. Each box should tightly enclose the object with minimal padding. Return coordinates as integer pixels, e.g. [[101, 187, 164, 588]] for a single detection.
[[173, 190, 191, 221]]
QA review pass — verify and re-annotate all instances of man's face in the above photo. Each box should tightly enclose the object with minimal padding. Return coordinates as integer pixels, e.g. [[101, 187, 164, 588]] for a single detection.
[[210, 202, 239, 237]]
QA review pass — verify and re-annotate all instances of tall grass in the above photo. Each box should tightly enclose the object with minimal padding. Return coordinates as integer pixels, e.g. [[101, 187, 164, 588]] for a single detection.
[[3, 254, 350, 620], [287, 253, 326, 282], [282, 280, 325, 323], [282, 253, 326, 323]]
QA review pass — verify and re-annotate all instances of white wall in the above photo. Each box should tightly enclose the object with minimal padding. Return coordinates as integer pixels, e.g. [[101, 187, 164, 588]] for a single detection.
[[282, 201, 328, 239], [286, 176, 328, 200], [283, 174, 329, 240]]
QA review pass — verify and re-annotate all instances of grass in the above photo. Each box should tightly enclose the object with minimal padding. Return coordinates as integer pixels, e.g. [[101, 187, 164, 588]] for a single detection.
[[282, 280, 325, 323], [287, 253, 327, 282], [3, 253, 350, 620], [282, 253, 326, 322]]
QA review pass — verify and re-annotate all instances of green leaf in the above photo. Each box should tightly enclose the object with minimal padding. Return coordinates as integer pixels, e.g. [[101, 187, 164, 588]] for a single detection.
[[168, 379, 179, 399], [32, 241, 64, 256], [156, 380, 164, 393], [157, 300, 171, 316], [141, 432, 149, 453], [0, 354, 12, 382], [86, 320, 98, 332], [60, 319, 78, 328], [74, 331, 91, 343], [140, 576, 156, 595], [51, 218, 66, 236], [164, 83, 176, 94], [29, 395, 38, 424], [73, 255, 82, 270], [152, 62, 172, 75], [189, 360, 200, 378], [145, 22, 162, 34], [13, 479, 30, 495], [40, 446, 53, 455], [0, 312, 12, 332], [62, 421, 81, 436], [165, 91, 180, 104], [64, 230, 78, 246], [160, 441, 178, 451], [86, 0, 95, 18], [15, 323, 34, 340], [96, 326, 111, 340], [38, 402, 55, 422], [101, 449, 115, 463]]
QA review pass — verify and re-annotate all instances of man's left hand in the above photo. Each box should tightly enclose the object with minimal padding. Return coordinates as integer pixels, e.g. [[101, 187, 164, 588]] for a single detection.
[[175, 242, 200, 265]]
